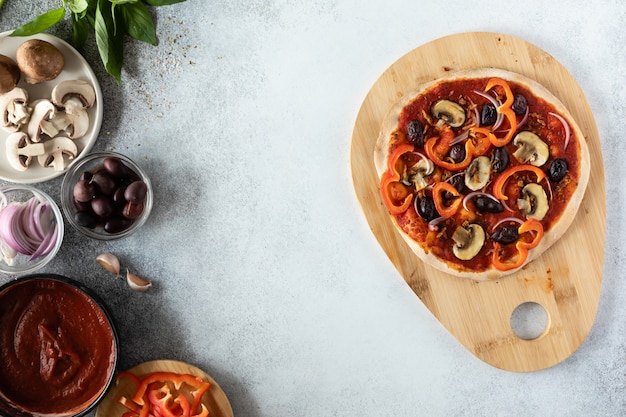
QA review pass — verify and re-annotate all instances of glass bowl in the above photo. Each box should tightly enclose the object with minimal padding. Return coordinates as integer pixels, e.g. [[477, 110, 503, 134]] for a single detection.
[[60, 151, 153, 240], [0, 274, 119, 417], [0, 184, 64, 276]]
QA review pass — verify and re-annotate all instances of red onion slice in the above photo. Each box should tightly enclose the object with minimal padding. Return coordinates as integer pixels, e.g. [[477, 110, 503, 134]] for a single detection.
[[490, 216, 525, 233], [462, 191, 500, 211], [0, 197, 58, 259], [450, 129, 469, 146], [428, 216, 446, 231], [548, 112, 571, 150]]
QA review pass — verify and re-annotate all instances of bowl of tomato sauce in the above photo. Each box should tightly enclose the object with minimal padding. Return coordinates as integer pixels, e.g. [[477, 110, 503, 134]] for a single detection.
[[0, 274, 118, 417]]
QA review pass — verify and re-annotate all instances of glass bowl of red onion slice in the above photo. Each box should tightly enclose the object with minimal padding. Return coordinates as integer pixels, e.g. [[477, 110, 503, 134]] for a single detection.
[[0, 185, 64, 276]]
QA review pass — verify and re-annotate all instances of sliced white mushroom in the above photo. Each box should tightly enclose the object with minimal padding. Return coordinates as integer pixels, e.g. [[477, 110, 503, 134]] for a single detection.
[[0, 87, 31, 132], [512, 131, 549, 167], [27, 99, 57, 142], [402, 158, 434, 191], [431, 99, 466, 128], [37, 136, 78, 171], [50, 81, 95, 140], [517, 183, 549, 221], [452, 223, 485, 261], [51, 80, 96, 110], [465, 156, 491, 191], [5, 132, 45, 171]]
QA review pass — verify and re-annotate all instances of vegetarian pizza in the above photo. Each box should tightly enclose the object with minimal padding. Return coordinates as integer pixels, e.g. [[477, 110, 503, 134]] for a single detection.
[[374, 68, 590, 280]]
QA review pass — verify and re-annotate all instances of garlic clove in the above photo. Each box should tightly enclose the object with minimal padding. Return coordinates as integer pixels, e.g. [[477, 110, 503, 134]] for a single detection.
[[126, 269, 152, 292], [96, 253, 120, 276]]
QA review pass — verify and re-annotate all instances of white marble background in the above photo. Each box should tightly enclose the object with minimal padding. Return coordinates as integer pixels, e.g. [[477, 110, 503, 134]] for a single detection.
[[0, 0, 625, 416]]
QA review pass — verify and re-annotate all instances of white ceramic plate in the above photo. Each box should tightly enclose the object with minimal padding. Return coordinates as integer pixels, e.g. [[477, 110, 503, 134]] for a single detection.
[[0, 31, 102, 183]]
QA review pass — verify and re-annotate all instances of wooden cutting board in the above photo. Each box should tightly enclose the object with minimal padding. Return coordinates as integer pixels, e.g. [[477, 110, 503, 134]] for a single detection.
[[350, 32, 605, 372], [96, 359, 234, 417]]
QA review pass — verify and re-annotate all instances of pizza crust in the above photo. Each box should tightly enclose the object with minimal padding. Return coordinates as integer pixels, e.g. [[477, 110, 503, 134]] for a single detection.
[[374, 68, 590, 281]]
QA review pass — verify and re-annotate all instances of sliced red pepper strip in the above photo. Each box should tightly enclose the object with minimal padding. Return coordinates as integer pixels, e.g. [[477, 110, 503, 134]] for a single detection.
[[491, 164, 546, 201], [432, 182, 461, 219], [484, 78, 518, 146], [119, 395, 142, 413], [485, 77, 514, 108], [517, 218, 544, 250], [174, 393, 191, 417], [492, 219, 544, 271], [492, 241, 527, 271], [468, 127, 494, 156], [190, 404, 209, 417], [380, 143, 414, 214], [424, 136, 474, 171], [132, 372, 209, 406]]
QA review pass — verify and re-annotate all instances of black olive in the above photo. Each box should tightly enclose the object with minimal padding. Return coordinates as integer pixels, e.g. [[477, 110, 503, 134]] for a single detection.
[[492, 147, 509, 173], [474, 196, 504, 213], [449, 143, 466, 163], [491, 225, 519, 244], [511, 93, 527, 116], [481, 103, 497, 126], [417, 195, 439, 222], [74, 211, 97, 229], [406, 119, 425, 148], [548, 158, 568, 182], [450, 174, 466, 194]]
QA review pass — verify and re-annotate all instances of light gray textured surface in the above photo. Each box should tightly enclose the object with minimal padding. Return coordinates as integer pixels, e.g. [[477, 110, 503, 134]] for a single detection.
[[0, 0, 623, 416]]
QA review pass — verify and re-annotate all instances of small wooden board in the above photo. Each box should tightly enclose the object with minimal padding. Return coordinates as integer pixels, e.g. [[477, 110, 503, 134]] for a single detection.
[[350, 32, 605, 372], [96, 359, 233, 417]]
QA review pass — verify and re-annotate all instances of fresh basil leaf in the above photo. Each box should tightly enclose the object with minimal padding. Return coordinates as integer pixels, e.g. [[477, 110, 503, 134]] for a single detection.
[[143, 0, 186, 6], [72, 12, 91, 48], [95, 0, 123, 83], [121, 2, 157, 46], [0, 0, 6, 11], [67, 0, 89, 14], [10, 6, 66, 37], [110, 0, 140, 4]]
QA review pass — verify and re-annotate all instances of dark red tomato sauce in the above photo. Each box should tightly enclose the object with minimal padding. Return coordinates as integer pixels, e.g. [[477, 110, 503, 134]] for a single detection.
[[389, 77, 582, 272], [0, 277, 116, 415]]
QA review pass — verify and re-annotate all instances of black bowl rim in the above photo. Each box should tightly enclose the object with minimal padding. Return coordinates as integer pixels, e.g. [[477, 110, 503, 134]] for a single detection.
[[0, 274, 119, 417]]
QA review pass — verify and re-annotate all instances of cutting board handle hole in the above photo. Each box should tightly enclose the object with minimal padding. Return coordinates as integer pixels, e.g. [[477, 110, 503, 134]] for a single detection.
[[510, 302, 549, 340]]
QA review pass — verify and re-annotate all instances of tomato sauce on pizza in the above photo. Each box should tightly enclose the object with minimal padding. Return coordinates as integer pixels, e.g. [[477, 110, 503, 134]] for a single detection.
[[374, 69, 589, 279]]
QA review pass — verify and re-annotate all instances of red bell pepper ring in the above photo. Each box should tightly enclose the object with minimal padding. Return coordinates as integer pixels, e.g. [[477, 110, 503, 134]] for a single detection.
[[131, 372, 211, 407], [425, 125, 493, 171], [432, 182, 461, 219], [380, 143, 414, 214], [484, 78, 518, 146], [491, 164, 546, 201], [424, 135, 474, 171], [492, 219, 544, 271], [468, 127, 494, 156], [118, 371, 212, 417], [517, 218, 544, 250]]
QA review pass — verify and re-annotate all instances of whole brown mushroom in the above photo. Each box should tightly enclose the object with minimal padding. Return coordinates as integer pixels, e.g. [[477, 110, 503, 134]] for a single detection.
[[15, 39, 64, 84], [0, 55, 20, 93]]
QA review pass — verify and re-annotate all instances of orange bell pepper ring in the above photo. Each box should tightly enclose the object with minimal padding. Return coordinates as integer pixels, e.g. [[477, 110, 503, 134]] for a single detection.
[[517, 218, 544, 250], [468, 127, 494, 156], [432, 181, 461, 219], [484, 78, 518, 146], [491, 164, 546, 201], [380, 143, 414, 214], [492, 219, 544, 271], [424, 136, 474, 171]]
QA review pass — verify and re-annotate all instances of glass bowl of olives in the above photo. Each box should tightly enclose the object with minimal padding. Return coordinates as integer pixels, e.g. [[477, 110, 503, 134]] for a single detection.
[[60, 151, 152, 240]]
